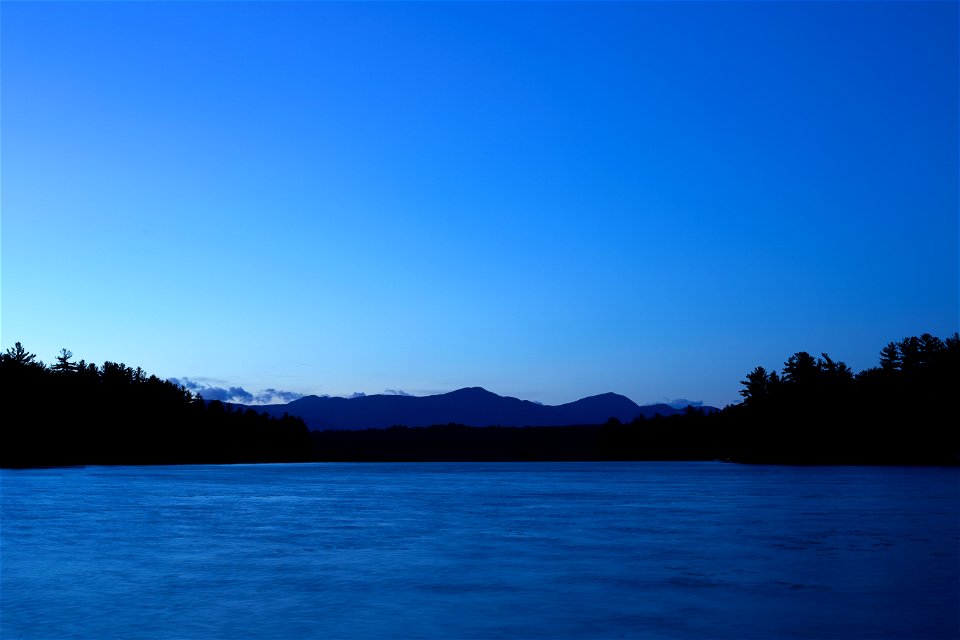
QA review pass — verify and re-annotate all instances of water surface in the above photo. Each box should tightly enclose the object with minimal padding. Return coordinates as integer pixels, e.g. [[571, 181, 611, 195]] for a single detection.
[[2, 462, 958, 639]]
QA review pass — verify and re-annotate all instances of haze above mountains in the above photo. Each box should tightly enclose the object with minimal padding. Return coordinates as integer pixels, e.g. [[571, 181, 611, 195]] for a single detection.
[[244, 387, 716, 430]]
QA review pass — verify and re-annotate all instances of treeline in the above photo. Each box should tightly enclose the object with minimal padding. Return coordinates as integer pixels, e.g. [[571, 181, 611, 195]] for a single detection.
[[308, 333, 959, 464], [309, 414, 723, 462], [721, 333, 959, 464], [0, 344, 311, 467], [2, 334, 957, 467]]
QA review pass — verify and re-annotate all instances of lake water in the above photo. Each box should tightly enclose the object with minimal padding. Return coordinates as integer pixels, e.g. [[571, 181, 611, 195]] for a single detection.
[[2, 462, 958, 639]]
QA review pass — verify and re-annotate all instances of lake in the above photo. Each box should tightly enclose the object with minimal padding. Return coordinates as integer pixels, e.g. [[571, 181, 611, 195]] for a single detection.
[[2, 462, 957, 639]]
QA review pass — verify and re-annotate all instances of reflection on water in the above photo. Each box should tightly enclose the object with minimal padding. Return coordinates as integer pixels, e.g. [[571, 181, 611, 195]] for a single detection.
[[2, 462, 958, 639]]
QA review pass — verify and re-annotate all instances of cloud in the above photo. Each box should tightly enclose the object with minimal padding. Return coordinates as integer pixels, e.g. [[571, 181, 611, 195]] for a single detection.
[[383, 389, 414, 396], [257, 388, 304, 404], [167, 377, 304, 405], [168, 377, 201, 391], [664, 398, 704, 409], [348, 392, 367, 399]]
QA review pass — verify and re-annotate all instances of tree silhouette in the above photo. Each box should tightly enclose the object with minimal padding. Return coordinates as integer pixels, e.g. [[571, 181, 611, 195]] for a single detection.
[[3, 342, 41, 368], [879, 342, 900, 371], [782, 351, 818, 385], [898, 336, 922, 372], [53, 348, 76, 373], [739, 366, 777, 405], [816, 353, 852, 380]]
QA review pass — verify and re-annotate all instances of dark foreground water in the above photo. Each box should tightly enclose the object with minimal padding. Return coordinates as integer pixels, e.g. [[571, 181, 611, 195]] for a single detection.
[[2, 462, 958, 639]]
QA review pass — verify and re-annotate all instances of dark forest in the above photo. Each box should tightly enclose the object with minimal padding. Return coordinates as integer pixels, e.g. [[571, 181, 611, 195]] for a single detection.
[[0, 344, 311, 467]]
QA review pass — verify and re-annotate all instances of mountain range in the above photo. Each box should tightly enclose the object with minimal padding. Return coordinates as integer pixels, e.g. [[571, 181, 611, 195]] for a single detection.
[[243, 387, 715, 430]]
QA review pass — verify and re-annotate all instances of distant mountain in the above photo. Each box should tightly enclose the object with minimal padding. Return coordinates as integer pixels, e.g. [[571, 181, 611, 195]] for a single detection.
[[243, 387, 711, 430]]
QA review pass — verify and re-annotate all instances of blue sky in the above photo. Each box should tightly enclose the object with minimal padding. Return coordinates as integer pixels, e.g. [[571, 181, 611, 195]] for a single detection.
[[2, 1, 957, 408]]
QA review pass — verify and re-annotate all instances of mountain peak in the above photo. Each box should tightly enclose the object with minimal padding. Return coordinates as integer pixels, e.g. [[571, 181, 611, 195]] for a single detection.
[[447, 387, 497, 397]]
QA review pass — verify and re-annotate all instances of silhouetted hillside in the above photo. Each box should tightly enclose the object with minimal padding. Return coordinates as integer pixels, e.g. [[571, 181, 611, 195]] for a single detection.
[[722, 332, 959, 464], [246, 387, 701, 429], [0, 343, 310, 467]]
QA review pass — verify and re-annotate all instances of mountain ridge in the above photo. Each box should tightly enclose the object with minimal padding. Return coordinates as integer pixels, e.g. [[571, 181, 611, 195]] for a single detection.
[[242, 387, 714, 430]]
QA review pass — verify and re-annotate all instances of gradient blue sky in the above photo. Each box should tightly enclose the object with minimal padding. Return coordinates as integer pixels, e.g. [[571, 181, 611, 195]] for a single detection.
[[2, 1, 957, 407]]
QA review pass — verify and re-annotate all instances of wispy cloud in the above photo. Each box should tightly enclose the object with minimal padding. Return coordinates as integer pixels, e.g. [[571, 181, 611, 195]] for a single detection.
[[664, 398, 704, 409], [167, 377, 304, 405], [383, 389, 414, 396], [259, 388, 305, 403]]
